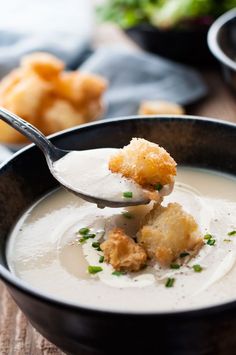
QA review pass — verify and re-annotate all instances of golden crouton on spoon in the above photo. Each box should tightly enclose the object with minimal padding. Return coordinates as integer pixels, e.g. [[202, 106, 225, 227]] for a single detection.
[[109, 137, 177, 201]]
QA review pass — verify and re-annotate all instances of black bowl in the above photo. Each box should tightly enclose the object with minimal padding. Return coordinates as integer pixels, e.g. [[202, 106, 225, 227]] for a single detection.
[[208, 9, 236, 91], [125, 23, 214, 66], [1, 115, 236, 355]]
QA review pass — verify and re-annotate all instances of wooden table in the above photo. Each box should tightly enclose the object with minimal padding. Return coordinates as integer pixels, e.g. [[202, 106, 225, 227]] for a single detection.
[[1, 24, 236, 355]]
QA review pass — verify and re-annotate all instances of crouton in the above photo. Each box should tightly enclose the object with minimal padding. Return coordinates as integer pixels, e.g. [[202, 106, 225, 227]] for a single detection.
[[138, 100, 185, 116], [109, 138, 177, 190], [21, 52, 64, 80], [42, 99, 84, 134], [138, 203, 203, 266], [101, 228, 147, 272], [53, 71, 107, 104], [0, 52, 107, 144], [0, 73, 51, 118]]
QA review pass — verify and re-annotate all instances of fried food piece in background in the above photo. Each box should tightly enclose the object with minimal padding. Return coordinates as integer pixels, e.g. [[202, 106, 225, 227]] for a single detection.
[[138, 202, 203, 267], [53, 71, 107, 120], [42, 99, 84, 134], [109, 138, 177, 190], [101, 228, 147, 272], [55, 72, 107, 102], [0, 122, 26, 144], [21, 52, 64, 80], [139, 100, 185, 115], [0, 74, 51, 143], [0, 52, 107, 144], [0, 74, 51, 118], [0, 69, 23, 98]]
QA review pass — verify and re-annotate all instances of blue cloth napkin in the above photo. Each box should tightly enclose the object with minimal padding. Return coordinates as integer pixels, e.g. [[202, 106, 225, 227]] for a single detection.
[[81, 47, 207, 118]]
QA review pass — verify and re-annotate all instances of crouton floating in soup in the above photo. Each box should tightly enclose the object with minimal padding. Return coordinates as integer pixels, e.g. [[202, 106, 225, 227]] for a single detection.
[[101, 228, 147, 272], [138, 202, 203, 267]]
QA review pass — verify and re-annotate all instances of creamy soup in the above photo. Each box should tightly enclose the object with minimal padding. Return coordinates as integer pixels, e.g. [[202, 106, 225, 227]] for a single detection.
[[7, 167, 236, 313]]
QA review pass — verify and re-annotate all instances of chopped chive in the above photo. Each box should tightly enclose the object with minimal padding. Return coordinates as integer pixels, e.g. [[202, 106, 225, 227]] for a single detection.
[[79, 234, 96, 243], [123, 191, 133, 198], [204, 234, 213, 240], [170, 263, 180, 269], [78, 227, 90, 235], [193, 264, 203, 272], [92, 242, 100, 249], [224, 239, 231, 242], [122, 211, 133, 219], [112, 271, 126, 276], [99, 256, 104, 263], [228, 230, 236, 236], [207, 239, 216, 246], [165, 278, 175, 288], [155, 183, 163, 191], [179, 252, 190, 258], [88, 266, 103, 274], [86, 234, 96, 239]]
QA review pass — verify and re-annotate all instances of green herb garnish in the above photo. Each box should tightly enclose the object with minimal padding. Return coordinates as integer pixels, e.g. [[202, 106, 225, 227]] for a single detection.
[[92, 242, 100, 249], [123, 191, 133, 198], [204, 233, 216, 246], [204, 234, 213, 240], [97, 0, 233, 31], [122, 211, 133, 219], [228, 230, 236, 236], [165, 278, 175, 288], [207, 239, 216, 246], [170, 263, 180, 269], [193, 264, 203, 272], [88, 266, 103, 274], [78, 233, 96, 244], [224, 239, 231, 242], [112, 271, 126, 276], [99, 256, 104, 263], [86, 234, 96, 239], [78, 227, 90, 235], [155, 183, 163, 191], [179, 252, 190, 258], [79, 237, 89, 244]]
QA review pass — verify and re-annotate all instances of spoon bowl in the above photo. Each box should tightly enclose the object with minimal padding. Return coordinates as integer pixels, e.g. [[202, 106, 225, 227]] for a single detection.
[[0, 107, 150, 207]]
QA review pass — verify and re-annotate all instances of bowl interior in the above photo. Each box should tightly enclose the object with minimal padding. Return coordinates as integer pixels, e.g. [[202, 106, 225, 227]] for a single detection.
[[1, 115, 236, 311], [2, 116, 236, 355], [218, 16, 236, 64]]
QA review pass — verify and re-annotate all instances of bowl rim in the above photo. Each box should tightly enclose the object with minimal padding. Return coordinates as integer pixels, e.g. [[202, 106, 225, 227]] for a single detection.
[[208, 8, 236, 71], [1, 114, 236, 318]]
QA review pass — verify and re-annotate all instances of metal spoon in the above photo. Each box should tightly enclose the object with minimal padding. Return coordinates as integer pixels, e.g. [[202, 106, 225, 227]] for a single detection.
[[0, 107, 150, 208]]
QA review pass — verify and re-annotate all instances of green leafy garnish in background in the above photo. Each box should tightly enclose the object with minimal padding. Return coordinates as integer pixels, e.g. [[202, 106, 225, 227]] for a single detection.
[[97, 0, 236, 29]]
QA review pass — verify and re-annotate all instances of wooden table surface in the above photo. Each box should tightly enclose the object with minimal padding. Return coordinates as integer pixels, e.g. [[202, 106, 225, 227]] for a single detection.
[[1, 24, 236, 355]]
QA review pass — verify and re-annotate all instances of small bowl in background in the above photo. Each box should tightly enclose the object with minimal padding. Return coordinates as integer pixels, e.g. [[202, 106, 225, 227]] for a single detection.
[[125, 22, 214, 66], [208, 9, 236, 91]]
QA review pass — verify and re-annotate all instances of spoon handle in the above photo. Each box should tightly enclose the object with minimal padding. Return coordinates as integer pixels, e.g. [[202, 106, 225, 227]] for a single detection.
[[0, 107, 59, 161]]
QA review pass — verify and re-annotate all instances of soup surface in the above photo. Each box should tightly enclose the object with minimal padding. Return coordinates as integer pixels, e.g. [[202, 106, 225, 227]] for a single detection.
[[7, 167, 236, 312]]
